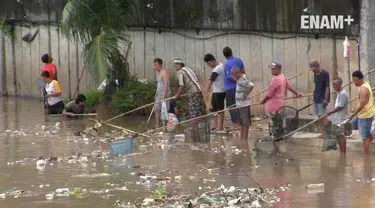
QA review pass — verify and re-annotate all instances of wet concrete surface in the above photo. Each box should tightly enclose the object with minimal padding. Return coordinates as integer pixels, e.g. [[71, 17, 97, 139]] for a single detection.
[[0, 98, 375, 207]]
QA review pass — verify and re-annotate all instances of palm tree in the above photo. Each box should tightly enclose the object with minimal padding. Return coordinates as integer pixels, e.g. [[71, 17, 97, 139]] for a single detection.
[[60, 0, 140, 99]]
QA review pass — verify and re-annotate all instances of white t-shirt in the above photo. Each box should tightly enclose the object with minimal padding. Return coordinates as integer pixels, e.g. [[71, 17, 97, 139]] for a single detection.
[[45, 80, 63, 105], [210, 63, 225, 93]]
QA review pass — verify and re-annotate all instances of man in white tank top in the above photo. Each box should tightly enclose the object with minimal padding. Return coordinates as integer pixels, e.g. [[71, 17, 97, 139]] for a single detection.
[[153, 58, 170, 129]]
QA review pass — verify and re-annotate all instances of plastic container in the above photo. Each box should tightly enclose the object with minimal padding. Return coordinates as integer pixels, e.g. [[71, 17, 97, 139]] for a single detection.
[[109, 137, 133, 156], [306, 183, 324, 189]]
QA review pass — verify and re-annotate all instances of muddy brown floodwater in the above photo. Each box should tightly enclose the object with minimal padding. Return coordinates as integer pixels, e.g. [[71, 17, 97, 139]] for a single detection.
[[0, 97, 375, 207]]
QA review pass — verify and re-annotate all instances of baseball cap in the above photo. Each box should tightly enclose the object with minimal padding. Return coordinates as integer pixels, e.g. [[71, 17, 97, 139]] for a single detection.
[[309, 60, 320, 69], [269, 62, 282, 69]]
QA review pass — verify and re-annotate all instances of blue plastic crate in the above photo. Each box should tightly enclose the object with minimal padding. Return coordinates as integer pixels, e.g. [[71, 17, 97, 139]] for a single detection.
[[109, 138, 133, 156]]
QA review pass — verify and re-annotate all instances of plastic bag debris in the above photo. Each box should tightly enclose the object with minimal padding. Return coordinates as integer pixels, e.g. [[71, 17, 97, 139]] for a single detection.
[[306, 183, 324, 189]]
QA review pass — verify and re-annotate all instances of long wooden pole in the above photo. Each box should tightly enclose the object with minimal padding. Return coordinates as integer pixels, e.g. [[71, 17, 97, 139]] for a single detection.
[[147, 94, 311, 134], [146, 93, 157, 124], [105, 94, 187, 123], [72, 68, 85, 99], [49, 113, 97, 117], [250, 72, 303, 98], [89, 118, 148, 137], [101, 72, 303, 124]]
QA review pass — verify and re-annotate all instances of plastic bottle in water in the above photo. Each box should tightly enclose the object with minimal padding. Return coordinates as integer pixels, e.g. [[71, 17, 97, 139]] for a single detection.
[[306, 183, 324, 189]]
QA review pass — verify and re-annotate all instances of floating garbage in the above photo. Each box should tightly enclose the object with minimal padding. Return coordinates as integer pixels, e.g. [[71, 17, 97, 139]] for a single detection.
[[306, 183, 324, 189], [115, 185, 280, 207], [45, 193, 54, 200]]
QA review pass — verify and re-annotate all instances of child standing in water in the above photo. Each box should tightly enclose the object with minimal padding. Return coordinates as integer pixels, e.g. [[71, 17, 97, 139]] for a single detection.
[[232, 66, 255, 140]]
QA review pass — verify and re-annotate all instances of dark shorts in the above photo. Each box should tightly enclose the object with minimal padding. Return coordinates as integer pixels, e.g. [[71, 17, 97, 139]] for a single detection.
[[226, 88, 237, 123], [236, 106, 251, 127], [211, 92, 226, 112], [48, 101, 65, 115]]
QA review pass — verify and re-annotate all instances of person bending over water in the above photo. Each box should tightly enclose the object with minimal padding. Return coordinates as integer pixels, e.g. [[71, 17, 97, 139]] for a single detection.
[[41, 71, 65, 114], [63, 94, 86, 118]]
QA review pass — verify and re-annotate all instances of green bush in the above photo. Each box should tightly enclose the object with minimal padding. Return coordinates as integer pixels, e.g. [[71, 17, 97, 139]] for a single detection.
[[108, 76, 156, 115], [84, 75, 190, 116], [84, 91, 104, 113]]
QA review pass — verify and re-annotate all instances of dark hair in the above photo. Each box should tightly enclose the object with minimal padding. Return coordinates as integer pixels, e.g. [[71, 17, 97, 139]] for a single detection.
[[222, 47, 233, 58], [180, 63, 185, 68], [41, 71, 51, 78], [153, 58, 163, 65], [204, 53, 216, 62], [333, 77, 343, 84], [41, 54, 50, 63], [352, 70, 364, 79], [76, 94, 87, 103]]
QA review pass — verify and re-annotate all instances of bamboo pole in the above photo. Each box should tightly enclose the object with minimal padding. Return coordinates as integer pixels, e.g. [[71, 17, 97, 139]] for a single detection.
[[147, 93, 312, 134], [72, 68, 85, 99], [89, 118, 148, 137], [104, 94, 187, 123], [49, 113, 97, 117], [250, 72, 303, 98]]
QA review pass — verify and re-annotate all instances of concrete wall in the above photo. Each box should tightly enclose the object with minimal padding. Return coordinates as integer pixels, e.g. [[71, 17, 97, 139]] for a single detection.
[[0, 24, 360, 115]]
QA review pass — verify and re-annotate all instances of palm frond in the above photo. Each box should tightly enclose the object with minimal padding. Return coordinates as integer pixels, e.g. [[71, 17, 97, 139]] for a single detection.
[[83, 31, 121, 82]]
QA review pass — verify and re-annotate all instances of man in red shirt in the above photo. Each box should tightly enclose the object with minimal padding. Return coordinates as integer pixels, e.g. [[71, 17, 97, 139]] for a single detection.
[[41, 54, 57, 80]]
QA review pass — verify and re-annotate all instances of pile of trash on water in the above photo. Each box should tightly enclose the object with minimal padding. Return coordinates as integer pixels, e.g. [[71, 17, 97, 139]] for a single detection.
[[115, 184, 283, 208]]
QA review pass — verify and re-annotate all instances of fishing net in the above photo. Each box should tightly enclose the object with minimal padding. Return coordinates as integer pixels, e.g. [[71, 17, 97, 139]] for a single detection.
[[269, 106, 300, 138], [187, 116, 212, 142], [254, 106, 300, 154]]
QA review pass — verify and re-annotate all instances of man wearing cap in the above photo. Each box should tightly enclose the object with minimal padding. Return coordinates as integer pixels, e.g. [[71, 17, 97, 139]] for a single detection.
[[261, 62, 302, 115], [173, 59, 206, 140], [310, 60, 330, 139], [223, 46, 245, 129]]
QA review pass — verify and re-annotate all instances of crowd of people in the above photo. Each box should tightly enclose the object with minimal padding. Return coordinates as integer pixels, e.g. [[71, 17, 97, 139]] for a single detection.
[[39, 46, 375, 155], [152, 46, 374, 155], [40, 53, 87, 117]]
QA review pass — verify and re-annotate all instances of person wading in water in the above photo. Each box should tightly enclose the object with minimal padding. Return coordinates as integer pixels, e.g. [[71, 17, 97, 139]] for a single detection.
[[41, 71, 65, 115], [153, 58, 170, 129], [173, 59, 206, 141], [348, 70, 375, 154]]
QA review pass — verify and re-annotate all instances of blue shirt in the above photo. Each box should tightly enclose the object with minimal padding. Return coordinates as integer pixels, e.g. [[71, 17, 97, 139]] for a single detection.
[[313, 69, 330, 103], [224, 57, 244, 91]]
